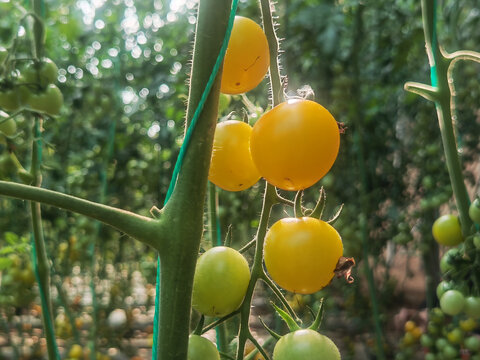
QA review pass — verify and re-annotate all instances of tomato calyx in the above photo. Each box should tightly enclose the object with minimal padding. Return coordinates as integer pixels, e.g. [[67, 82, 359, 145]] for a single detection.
[[333, 257, 356, 284]]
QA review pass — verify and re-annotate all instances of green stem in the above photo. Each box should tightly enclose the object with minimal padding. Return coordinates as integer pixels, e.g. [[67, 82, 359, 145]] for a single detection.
[[207, 182, 228, 352], [152, 0, 231, 358], [0, 180, 162, 247], [419, 0, 473, 236], [259, 0, 284, 107], [236, 182, 276, 360], [31, 0, 45, 59], [30, 117, 57, 359]]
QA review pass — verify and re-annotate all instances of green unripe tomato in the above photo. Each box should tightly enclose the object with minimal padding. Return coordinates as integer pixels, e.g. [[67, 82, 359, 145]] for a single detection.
[[435, 337, 448, 350], [470, 198, 480, 225], [432, 214, 463, 246], [464, 296, 480, 319], [0, 89, 21, 112], [24, 58, 59, 87], [440, 248, 461, 274], [420, 333, 434, 348], [273, 329, 341, 360], [192, 246, 250, 317], [440, 290, 465, 316], [187, 335, 220, 360], [464, 335, 480, 352], [474, 234, 480, 250], [436, 281, 453, 299], [442, 344, 458, 359], [446, 328, 463, 344], [27, 84, 63, 116], [0, 118, 16, 136]]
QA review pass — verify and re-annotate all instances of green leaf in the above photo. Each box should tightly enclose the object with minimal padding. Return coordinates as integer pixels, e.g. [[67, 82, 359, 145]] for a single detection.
[[4, 232, 19, 245], [271, 302, 301, 332]]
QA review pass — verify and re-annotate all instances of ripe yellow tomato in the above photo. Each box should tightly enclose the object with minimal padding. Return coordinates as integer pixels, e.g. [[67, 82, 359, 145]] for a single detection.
[[263, 217, 343, 294], [221, 16, 270, 94], [208, 120, 261, 191], [250, 99, 340, 191]]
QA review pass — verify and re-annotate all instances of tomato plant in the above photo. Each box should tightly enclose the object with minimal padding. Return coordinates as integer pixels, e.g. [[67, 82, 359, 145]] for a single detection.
[[250, 99, 340, 191], [192, 246, 250, 317], [440, 290, 465, 316], [272, 329, 341, 360], [208, 120, 260, 191], [432, 214, 463, 247], [220, 16, 269, 94], [27, 84, 63, 116], [263, 217, 343, 294], [187, 335, 220, 360]]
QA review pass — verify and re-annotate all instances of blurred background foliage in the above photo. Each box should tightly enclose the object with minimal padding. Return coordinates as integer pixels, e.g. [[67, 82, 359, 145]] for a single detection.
[[0, 0, 479, 359]]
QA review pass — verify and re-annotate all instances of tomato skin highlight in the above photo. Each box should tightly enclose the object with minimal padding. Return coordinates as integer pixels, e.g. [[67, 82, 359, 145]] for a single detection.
[[250, 100, 340, 191], [221, 16, 270, 94], [208, 120, 261, 191], [187, 335, 220, 360], [432, 214, 463, 247], [264, 217, 343, 294], [273, 329, 341, 360], [192, 246, 250, 317]]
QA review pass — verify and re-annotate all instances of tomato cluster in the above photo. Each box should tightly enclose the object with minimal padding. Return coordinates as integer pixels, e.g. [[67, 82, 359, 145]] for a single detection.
[[396, 309, 480, 360], [0, 46, 63, 117], [400, 198, 480, 360], [194, 14, 345, 359]]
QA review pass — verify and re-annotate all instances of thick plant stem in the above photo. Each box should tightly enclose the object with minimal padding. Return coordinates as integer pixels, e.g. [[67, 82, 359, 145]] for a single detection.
[[152, 0, 231, 358], [419, 0, 472, 235]]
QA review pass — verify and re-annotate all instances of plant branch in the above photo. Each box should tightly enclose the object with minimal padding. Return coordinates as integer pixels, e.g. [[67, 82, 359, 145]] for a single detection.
[[404, 81, 439, 102], [0, 180, 162, 248], [446, 50, 480, 63]]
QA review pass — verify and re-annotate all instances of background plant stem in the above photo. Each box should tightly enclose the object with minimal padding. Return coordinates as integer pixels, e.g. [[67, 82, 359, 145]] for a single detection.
[[420, 0, 473, 235]]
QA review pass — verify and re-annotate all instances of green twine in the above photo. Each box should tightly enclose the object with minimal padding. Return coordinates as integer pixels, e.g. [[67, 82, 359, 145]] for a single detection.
[[430, 0, 438, 88], [151, 1, 239, 358]]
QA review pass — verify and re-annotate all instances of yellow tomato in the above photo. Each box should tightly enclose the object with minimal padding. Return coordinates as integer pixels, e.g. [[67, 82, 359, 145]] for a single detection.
[[263, 217, 343, 294], [221, 16, 270, 94], [208, 120, 261, 191], [250, 99, 340, 191]]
